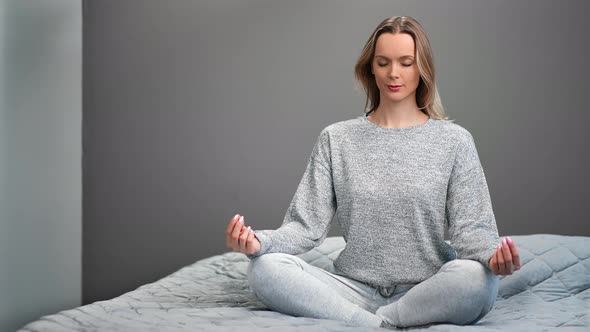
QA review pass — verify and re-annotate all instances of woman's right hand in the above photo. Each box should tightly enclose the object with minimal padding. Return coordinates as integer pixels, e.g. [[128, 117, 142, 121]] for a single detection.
[[226, 214, 261, 255]]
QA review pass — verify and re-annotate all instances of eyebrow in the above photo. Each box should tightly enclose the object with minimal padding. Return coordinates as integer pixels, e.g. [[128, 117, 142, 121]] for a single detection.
[[375, 55, 414, 60]]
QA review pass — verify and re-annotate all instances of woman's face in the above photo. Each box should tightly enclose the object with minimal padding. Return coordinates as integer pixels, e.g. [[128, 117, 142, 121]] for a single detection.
[[371, 32, 420, 106]]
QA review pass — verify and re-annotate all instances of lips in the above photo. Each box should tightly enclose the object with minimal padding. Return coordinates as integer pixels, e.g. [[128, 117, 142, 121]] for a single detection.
[[387, 84, 402, 92]]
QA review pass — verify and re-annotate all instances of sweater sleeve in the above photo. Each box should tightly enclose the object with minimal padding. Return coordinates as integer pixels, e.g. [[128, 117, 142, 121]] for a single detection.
[[445, 132, 500, 269], [246, 129, 337, 259]]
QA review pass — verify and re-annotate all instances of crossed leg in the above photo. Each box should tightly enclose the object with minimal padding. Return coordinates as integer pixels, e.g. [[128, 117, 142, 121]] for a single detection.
[[376, 259, 499, 328], [247, 253, 383, 327], [248, 254, 498, 329]]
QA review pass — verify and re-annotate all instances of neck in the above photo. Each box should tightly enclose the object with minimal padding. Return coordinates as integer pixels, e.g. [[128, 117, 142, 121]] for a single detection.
[[370, 98, 426, 129]]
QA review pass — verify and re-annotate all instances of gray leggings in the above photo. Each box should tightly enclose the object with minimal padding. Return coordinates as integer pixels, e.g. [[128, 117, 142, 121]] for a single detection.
[[247, 253, 498, 328]]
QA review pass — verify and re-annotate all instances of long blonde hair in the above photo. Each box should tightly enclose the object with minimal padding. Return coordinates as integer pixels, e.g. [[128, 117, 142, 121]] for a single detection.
[[354, 16, 450, 121]]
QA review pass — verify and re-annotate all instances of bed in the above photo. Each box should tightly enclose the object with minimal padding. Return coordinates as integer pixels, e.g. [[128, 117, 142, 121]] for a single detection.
[[19, 234, 590, 331]]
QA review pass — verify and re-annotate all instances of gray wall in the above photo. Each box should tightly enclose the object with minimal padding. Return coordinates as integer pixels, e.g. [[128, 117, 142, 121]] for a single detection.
[[0, 0, 82, 331], [83, 0, 589, 304]]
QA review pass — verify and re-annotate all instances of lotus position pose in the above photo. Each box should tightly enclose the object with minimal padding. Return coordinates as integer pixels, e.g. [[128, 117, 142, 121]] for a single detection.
[[225, 16, 520, 329]]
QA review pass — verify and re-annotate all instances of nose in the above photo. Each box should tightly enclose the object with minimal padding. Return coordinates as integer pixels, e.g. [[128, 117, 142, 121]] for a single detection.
[[389, 63, 400, 78]]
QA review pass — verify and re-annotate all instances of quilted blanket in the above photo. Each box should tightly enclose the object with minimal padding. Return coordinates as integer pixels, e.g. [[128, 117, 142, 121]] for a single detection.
[[19, 234, 589, 331]]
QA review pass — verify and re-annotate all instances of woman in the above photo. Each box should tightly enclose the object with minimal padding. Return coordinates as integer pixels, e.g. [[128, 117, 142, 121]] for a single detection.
[[225, 16, 520, 329]]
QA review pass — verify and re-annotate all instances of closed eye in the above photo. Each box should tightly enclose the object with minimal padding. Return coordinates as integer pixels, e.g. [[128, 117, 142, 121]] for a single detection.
[[378, 63, 413, 67]]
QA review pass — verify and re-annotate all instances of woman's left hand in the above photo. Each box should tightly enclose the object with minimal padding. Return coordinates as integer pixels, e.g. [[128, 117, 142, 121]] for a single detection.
[[488, 236, 521, 275]]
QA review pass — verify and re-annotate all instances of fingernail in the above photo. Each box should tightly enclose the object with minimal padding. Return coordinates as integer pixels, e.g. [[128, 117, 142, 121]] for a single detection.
[[239, 216, 244, 223], [502, 238, 507, 245], [247, 226, 251, 231], [234, 214, 239, 220], [497, 244, 502, 250], [507, 236, 513, 244]]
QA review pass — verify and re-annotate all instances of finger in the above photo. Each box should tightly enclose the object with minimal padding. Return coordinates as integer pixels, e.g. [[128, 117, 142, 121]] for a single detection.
[[489, 250, 498, 275], [245, 227, 255, 253], [226, 214, 240, 247], [506, 236, 521, 270], [233, 224, 246, 251], [232, 215, 244, 239], [226, 214, 240, 235], [227, 214, 242, 248], [493, 249, 501, 275], [239, 226, 250, 252], [231, 216, 245, 249], [496, 243, 505, 275], [501, 237, 513, 274]]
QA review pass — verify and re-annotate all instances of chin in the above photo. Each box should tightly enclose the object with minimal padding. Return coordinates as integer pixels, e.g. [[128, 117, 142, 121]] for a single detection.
[[382, 95, 410, 104]]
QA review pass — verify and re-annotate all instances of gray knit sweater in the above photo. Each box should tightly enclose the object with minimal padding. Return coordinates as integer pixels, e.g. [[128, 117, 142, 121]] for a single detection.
[[246, 114, 500, 287]]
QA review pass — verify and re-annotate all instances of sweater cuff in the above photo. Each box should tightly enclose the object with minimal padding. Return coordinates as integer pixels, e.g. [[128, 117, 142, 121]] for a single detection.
[[478, 243, 499, 271], [245, 230, 272, 259]]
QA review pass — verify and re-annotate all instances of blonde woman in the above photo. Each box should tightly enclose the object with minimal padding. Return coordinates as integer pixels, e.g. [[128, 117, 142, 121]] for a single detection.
[[225, 16, 520, 329]]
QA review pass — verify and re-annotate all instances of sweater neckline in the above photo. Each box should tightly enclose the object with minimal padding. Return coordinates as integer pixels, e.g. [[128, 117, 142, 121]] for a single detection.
[[359, 113, 433, 133]]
